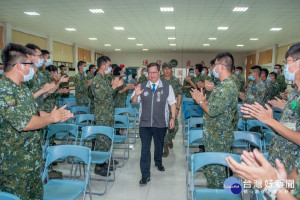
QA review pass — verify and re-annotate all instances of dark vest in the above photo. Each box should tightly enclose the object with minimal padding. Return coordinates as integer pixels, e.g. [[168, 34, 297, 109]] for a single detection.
[[139, 80, 170, 128]]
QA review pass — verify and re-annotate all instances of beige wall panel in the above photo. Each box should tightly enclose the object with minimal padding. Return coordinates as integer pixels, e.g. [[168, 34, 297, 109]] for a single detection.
[[258, 49, 272, 65], [53, 41, 73, 62], [12, 30, 47, 49], [0, 26, 3, 50], [276, 43, 296, 65]]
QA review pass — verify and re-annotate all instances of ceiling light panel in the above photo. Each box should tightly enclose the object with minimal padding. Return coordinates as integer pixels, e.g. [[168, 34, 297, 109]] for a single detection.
[[89, 9, 104, 13], [115, 49, 121, 51], [209, 38, 217, 40], [169, 44, 176, 46], [88, 38, 97, 40], [65, 28, 76, 31], [203, 44, 210, 46], [128, 37, 136, 40], [136, 44, 143, 46], [24, 11, 40, 15], [142, 49, 148, 51], [168, 37, 176, 40], [270, 28, 282, 31], [236, 44, 244, 47], [114, 27, 124, 30], [104, 44, 111, 46], [218, 27, 228, 30], [160, 7, 174, 12], [165, 26, 175, 30], [233, 7, 248, 12], [249, 38, 258, 40]]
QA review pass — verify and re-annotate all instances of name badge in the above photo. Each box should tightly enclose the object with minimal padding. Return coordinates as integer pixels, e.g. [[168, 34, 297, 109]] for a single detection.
[[157, 92, 161, 102], [281, 121, 297, 131]]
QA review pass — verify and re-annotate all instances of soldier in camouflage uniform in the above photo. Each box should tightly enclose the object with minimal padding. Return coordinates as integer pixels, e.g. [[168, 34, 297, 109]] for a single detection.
[[87, 65, 96, 113], [138, 68, 148, 84], [191, 52, 239, 189], [91, 56, 123, 176], [235, 66, 246, 93], [0, 43, 72, 199], [193, 64, 205, 89], [59, 64, 71, 98], [74, 61, 90, 106], [239, 65, 267, 106], [182, 68, 196, 98], [274, 64, 287, 93], [204, 59, 220, 99], [269, 72, 281, 100], [261, 68, 272, 103], [160, 62, 182, 157]]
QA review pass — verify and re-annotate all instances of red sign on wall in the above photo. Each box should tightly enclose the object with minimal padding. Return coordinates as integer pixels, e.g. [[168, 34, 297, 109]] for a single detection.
[[186, 60, 191, 66]]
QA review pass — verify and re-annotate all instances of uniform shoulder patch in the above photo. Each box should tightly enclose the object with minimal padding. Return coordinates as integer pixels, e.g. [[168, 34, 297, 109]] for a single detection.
[[4, 95, 18, 107]]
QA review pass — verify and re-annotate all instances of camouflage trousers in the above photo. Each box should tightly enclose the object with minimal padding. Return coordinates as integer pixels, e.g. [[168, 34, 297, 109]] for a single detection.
[[0, 170, 43, 200], [203, 130, 234, 189], [164, 118, 178, 144], [95, 120, 114, 152], [268, 133, 300, 172]]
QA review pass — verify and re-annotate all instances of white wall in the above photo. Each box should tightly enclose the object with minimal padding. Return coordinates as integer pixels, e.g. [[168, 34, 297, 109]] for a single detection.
[[105, 52, 248, 68]]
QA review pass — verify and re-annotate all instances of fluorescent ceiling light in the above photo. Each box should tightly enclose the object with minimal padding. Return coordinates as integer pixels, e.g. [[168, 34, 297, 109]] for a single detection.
[[233, 7, 248, 12], [249, 38, 258, 41], [203, 44, 210, 46], [88, 38, 97, 40], [24, 11, 40, 15], [270, 28, 282, 31], [236, 44, 244, 47], [114, 27, 124, 30], [168, 37, 176, 40], [165, 26, 175, 30], [104, 44, 111, 46], [218, 26, 228, 30], [209, 37, 217, 40], [115, 49, 121, 51], [136, 44, 143, 46], [128, 37, 136, 40], [169, 44, 176, 46], [142, 49, 149, 51], [160, 7, 174, 12], [65, 28, 76, 31], [89, 9, 104, 13]]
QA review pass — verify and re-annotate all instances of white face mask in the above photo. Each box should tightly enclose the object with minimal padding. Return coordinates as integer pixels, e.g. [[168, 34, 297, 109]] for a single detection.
[[35, 58, 44, 68], [0, 70, 3, 75], [22, 67, 35, 82], [45, 59, 52, 67], [283, 64, 298, 81], [143, 71, 148, 76], [105, 67, 112, 74]]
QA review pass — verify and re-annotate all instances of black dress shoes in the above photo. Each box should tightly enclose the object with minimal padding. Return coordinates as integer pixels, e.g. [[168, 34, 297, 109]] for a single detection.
[[139, 177, 150, 185], [155, 163, 165, 171]]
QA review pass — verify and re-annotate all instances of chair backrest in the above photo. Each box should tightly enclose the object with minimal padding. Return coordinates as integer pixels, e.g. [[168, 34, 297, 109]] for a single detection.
[[188, 117, 203, 131], [184, 110, 203, 120], [115, 107, 136, 118], [114, 115, 129, 127], [237, 119, 245, 131], [70, 106, 90, 115], [43, 145, 91, 182], [81, 126, 114, 143], [47, 124, 79, 141], [188, 130, 203, 144], [191, 152, 241, 174], [234, 131, 263, 150], [246, 120, 273, 133], [0, 192, 20, 200], [75, 114, 95, 126]]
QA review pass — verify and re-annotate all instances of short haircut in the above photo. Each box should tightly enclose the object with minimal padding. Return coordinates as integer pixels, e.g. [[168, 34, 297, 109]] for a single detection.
[[89, 64, 95, 70], [189, 68, 194, 72], [1, 43, 33, 72], [141, 68, 146, 72], [132, 73, 137, 79], [285, 42, 300, 60], [195, 64, 203, 73], [97, 56, 111, 68], [274, 64, 282, 69], [0, 63, 3, 65], [203, 66, 208, 71], [269, 72, 277, 79], [111, 64, 119, 70], [236, 66, 243, 72], [147, 62, 160, 71], [77, 61, 86, 68], [262, 68, 269, 77], [250, 65, 262, 75], [210, 58, 216, 66], [41, 49, 50, 56], [215, 52, 234, 72], [25, 43, 41, 51], [113, 66, 122, 76], [59, 64, 66, 70], [46, 65, 57, 72]]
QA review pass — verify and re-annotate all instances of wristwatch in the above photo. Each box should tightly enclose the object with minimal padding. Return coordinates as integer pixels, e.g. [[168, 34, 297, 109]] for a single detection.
[[199, 101, 204, 104], [170, 117, 175, 120], [176, 107, 180, 110]]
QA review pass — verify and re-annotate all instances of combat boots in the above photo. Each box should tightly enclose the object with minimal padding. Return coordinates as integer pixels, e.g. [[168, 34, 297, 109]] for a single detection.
[[162, 144, 169, 157]]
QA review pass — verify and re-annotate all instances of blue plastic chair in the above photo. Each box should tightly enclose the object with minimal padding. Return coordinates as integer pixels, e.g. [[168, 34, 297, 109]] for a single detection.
[[182, 111, 203, 144], [79, 126, 115, 196], [190, 152, 242, 200], [233, 131, 263, 151], [183, 117, 203, 147], [0, 191, 20, 200], [115, 107, 138, 144], [272, 107, 282, 121], [62, 98, 77, 109], [75, 114, 95, 127], [42, 145, 92, 200], [113, 115, 130, 167], [68, 106, 90, 123]]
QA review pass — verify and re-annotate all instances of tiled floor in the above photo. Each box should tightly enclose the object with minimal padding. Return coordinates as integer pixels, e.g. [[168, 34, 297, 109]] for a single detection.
[[54, 122, 206, 200]]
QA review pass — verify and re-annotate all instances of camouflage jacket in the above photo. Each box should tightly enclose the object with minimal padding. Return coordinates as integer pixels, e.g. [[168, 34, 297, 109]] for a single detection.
[[262, 79, 272, 103], [270, 80, 281, 100], [59, 73, 69, 89], [39, 68, 52, 83], [269, 87, 300, 171], [276, 73, 287, 93], [91, 73, 116, 125], [74, 72, 89, 105], [114, 83, 128, 108], [193, 74, 205, 89], [204, 75, 239, 133], [236, 75, 245, 92], [244, 79, 267, 105], [232, 75, 241, 93], [204, 75, 220, 99], [0, 76, 42, 175], [161, 75, 182, 97], [182, 77, 195, 98], [138, 75, 148, 84]]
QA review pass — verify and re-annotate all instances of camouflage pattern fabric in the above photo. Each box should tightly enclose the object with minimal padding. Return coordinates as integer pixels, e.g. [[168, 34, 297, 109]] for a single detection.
[[268, 87, 300, 172], [231, 75, 241, 94], [114, 83, 128, 108], [74, 72, 89, 106], [161, 75, 182, 144], [193, 74, 205, 89], [0, 75, 43, 199], [87, 74, 94, 113], [263, 79, 272, 104], [202, 75, 239, 189], [204, 75, 220, 99], [244, 79, 267, 106], [59, 73, 70, 98], [91, 73, 115, 152], [182, 77, 195, 98], [276, 73, 287, 93], [138, 75, 148, 84], [292, 157, 300, 199], [270, 80, 281, 100], [39, 68, 52, 83], [237, 75, 246, 93]]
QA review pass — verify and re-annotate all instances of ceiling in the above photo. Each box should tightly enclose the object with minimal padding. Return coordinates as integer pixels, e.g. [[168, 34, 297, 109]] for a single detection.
[[0, 0, 300, 53]]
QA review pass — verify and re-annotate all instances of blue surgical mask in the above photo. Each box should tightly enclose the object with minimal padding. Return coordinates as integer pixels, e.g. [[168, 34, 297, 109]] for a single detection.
[[23, 67, 35, 82], [235, 71, 239, 75], [143, 71, 148, 76], [35, 58, 44, 68], [0, 70, 3, 75], [123, 76, 127, 81], [213, 67, 219, 79], [83, 67, 88, 73], [267, 77, 272, 82], [105, 67, 112, 75], [201, 71, 205, 75], [121, 72, 124, 77], [248, 75, 255, 81], [63, 71, 67, 75], [283, 64, 296, 81], [273, 69, 278, 73], [45, 59, 52, 67], [189, 72, 194, 77]]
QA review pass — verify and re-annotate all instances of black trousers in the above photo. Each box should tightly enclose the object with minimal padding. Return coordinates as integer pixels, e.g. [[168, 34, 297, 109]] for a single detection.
[[139, 127, 167, 178]]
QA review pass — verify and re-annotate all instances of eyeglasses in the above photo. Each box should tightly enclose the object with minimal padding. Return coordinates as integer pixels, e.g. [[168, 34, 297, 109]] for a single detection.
[[22, 62, 34, 68], [283, 58, 300, 65]]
